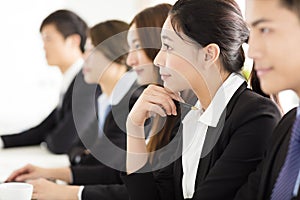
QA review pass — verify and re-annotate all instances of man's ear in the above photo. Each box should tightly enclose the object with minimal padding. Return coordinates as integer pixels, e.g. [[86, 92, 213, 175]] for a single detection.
[[66, 34, 81, 49], [204, 43, 220, 64]]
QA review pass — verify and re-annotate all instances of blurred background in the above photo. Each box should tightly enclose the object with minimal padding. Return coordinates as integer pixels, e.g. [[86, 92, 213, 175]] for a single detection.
[[0, 0, 297, 133]]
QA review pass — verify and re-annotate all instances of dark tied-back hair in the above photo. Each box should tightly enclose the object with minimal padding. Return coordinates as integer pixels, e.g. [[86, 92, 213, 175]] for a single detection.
[[40, 9, 88, 53], [90, 20, 129, 66], [170, 0, 249, 73]]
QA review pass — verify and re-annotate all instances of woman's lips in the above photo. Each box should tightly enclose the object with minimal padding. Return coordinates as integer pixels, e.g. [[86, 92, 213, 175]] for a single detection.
[[160, 74, 171, 81]]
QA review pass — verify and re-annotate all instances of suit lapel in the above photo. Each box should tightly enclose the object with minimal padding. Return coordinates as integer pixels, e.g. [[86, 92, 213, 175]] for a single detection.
[[258, 108, 296, 199]]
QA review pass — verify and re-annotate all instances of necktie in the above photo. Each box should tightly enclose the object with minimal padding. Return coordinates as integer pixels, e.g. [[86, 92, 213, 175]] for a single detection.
[[271, 108, 300, 200]]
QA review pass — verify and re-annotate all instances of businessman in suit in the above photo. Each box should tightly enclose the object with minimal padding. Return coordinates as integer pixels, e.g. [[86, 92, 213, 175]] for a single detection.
[[0, 10, 98, 154], [234, 0, 300, 199]]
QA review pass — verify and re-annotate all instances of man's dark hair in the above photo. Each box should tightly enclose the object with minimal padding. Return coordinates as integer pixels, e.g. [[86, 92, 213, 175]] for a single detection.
[[40, 9, 88, 53]]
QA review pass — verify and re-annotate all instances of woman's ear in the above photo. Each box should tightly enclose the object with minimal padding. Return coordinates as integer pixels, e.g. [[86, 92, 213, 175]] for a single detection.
[[204, 43, 220, 64]]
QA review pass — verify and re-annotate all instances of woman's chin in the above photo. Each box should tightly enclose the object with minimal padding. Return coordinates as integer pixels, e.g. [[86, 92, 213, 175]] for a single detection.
[[163, 83, 179, 93], [83, 77, 95, 85]]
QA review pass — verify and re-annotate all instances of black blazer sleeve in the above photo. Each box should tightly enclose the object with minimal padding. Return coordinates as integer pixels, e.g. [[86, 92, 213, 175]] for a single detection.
[[1, 72, 98, 154], [1, 104, 78, 154], [234, 108, 296, 200], [233, 156, 266, 200], [43, 108, 78, 154], [1, 96, 78, 154], [71, 165, 123, 185], [1, 109, 57, 147], [82, 184, 128, 200], [122, 163, 175, 200]]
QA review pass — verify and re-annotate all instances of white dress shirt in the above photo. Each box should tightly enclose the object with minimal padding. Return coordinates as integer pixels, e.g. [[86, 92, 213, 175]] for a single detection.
[[58, 59, 84, 107], [97, 93, 111, 137], [181, 73, 245, 198]]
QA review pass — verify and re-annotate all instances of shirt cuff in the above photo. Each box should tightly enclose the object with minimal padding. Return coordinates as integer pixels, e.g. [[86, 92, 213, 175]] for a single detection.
[[0, 138, 4, 148], [77, 186, 84, 200]]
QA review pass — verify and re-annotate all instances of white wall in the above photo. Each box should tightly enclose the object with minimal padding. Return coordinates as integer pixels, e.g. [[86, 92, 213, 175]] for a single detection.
[[0, 0, 64, 133], [0, 0, 177, 133], [0, 0, 297, 134]]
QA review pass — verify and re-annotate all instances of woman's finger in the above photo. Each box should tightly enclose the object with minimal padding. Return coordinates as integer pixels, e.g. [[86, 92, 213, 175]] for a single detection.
[[144, 90, 177, 116], [148, 104, 167, 117]]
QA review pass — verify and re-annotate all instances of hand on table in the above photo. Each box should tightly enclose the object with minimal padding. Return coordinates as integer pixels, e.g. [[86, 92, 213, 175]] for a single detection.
[[28, 178, 79, 200], [5, 164, 50, 182]]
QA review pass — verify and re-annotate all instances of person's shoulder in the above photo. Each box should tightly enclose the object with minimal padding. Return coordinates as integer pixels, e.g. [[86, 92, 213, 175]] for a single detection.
[[229, 88, 281, 122], [238, 89, 279, 110]]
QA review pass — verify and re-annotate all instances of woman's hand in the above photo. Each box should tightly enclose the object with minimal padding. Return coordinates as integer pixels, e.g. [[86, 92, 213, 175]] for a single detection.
[[128, 84, 180, 127], [5, 164, 72, 183], [5, 164, 51, 182], [28, 178, 79, 200], [126, 85, 180, 174]]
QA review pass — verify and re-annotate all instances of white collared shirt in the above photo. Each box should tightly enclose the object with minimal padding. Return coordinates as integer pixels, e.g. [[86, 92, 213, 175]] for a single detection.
[[181, 73, 245, 199], [58, 59, 84, 107]]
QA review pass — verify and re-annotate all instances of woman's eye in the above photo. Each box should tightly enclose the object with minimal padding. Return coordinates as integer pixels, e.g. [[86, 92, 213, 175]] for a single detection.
[[162, 43, 172, 51], [129, 43, 141, 51], [260, 27, 270, 34], [135, 44, 140, 49]]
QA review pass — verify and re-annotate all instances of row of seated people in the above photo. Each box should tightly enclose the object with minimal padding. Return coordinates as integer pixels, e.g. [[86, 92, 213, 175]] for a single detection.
[[2, 0, 300, 199]]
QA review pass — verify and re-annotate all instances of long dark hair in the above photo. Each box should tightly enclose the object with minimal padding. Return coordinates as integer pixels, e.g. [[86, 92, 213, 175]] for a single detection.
[[130, 3, 172, 61], [128, 4, 174, 154], [170, 0, 249, 73]]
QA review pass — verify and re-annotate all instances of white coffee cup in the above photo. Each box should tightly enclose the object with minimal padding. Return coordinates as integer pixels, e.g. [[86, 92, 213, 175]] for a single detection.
[[0, 182, 33, 200]]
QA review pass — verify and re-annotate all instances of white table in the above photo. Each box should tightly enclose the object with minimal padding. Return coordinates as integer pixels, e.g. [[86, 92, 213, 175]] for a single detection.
[[0, 146, 69, 182]]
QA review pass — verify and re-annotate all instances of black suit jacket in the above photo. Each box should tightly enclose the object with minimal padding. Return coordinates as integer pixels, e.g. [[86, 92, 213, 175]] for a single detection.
[[121, 83, 282, 200], [82, 184, 128, 200], [67, 83, 145, 195], [1, 71, 99, 154], [235, 107, 298, 200]]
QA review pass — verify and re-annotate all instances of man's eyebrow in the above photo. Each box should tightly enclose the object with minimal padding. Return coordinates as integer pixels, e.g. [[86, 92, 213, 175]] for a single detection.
[[251, 18, 272, 27]]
